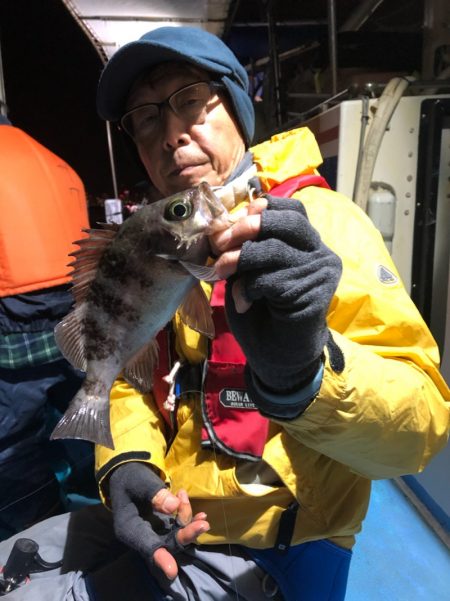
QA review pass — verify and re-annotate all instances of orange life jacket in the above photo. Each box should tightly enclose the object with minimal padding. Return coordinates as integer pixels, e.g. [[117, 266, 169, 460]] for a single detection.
[[0, 126, 89, 297]]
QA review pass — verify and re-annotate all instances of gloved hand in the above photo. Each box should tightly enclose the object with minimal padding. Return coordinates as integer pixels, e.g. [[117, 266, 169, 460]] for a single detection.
[[223, 196, 342, 418], [109, 462, 209, 580]]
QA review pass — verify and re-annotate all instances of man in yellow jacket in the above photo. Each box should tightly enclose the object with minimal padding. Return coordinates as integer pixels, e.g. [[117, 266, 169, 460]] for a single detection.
[[0, 26, 448, 601]]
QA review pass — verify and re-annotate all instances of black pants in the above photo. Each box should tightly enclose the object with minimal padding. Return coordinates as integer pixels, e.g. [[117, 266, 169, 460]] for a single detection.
[[0, 359, 95, 539]]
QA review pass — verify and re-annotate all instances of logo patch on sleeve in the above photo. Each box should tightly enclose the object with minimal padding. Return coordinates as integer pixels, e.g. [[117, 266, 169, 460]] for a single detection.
[[376, 264, 399, 285], [219, 389, 257, 409]]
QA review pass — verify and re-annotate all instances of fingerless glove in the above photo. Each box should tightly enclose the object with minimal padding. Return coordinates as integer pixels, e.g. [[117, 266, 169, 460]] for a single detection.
[[226, 196, 342, 418]]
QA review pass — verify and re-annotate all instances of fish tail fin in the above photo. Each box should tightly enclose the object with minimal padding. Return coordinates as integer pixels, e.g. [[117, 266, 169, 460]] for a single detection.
[[51, 391, 114, 450]]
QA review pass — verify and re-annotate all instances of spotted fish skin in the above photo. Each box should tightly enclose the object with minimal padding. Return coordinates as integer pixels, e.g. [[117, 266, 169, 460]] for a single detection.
[[51, 183, 229, 449]]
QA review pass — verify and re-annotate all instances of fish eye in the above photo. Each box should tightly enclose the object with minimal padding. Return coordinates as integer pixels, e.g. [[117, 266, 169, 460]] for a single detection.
[[165, 199, 193, 221]]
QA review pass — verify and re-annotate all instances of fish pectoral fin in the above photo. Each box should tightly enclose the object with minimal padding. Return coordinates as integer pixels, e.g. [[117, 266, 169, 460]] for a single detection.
[[155, 253, 178, 261], [123, 338, 159, 394], [179, 261, 220, 282], [178, 284, 215, 338], [157, 257, 219, 282], [54, 304, 87, 372]]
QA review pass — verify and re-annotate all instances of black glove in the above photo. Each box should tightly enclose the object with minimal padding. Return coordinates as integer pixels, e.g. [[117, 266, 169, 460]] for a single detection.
[[226, 196, 342, 418], [109, 462, 184, 562]]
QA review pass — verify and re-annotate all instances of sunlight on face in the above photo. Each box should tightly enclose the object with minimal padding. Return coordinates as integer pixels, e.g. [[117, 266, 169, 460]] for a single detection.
[[125, 63, 246, 197]]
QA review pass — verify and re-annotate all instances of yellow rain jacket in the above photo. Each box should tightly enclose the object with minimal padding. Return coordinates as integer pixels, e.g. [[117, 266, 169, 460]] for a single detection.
[[96, 127, 450, 550]]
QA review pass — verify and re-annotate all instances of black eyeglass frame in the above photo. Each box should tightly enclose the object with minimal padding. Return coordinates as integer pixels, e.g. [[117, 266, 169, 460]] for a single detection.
[[119, 80, 223, 139]]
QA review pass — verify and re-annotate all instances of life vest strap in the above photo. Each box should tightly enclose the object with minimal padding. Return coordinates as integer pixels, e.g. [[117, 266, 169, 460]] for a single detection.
[[200, 280, 270, 459], [269, 173, 330, 198]]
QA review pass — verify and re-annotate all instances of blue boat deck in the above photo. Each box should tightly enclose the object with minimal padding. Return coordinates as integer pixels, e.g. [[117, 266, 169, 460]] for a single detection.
[[346, 479, 450, 600]]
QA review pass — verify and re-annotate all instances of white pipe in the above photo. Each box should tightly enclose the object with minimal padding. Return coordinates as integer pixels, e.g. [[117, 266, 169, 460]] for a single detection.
[[352, 95, 370, 201], [353, 77, 410, 212], [106, 121, 119, 199]]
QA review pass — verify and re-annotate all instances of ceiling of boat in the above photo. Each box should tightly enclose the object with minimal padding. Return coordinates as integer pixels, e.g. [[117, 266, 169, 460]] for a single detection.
[[62, 0, 232, 62]]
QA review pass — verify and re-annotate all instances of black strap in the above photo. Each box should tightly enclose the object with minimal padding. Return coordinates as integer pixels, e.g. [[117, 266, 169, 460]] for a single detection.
[[275, 501, 299, 555], [177, 363, 203, 396]]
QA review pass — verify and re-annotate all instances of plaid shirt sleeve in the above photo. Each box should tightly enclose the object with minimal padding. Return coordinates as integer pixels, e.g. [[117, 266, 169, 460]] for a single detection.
[[0, 331, 64, 369]]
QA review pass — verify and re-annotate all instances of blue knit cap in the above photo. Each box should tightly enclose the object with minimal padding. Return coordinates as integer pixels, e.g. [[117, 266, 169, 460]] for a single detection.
[[97, 26, 255, 146]]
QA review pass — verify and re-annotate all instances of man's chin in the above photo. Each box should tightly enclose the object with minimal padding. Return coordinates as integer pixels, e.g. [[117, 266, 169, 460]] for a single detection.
[[166, 171, 215, 194]]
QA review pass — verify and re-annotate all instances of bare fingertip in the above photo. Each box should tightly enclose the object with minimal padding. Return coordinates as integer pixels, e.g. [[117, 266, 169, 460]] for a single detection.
[[248, 197, 268, 214], [178, 489, 189, 503], [192, 524, 211, 539]]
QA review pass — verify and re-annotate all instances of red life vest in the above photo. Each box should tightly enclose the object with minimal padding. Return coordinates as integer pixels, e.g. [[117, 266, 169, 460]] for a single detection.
[[152, 173, 330, 458]]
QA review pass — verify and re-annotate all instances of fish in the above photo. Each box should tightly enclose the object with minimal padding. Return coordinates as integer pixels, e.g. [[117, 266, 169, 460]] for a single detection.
[[51, 182, 229, 449]]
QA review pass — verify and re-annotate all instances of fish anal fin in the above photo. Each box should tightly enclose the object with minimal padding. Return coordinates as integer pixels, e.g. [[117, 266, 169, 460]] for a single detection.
[[123, 339, 159, 394], [179, 284, 215, 338], [54, 304, 87, 371]]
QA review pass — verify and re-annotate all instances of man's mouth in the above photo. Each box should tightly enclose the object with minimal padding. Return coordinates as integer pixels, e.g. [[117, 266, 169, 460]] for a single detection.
[[169, 162, 205, 177]]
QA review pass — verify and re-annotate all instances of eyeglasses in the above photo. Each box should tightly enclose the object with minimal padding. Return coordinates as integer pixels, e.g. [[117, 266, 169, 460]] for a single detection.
[[120, 81, 222, 142]]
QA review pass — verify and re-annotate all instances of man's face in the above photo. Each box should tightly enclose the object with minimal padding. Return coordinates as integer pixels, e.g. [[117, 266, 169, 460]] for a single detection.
[[125, 64, 246, 197]]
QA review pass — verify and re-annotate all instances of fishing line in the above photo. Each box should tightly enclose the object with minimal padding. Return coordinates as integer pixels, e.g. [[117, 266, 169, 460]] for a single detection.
[[0, 452, 95, 515], [0, 479, 56, 514], [194, 390, 241, 601]]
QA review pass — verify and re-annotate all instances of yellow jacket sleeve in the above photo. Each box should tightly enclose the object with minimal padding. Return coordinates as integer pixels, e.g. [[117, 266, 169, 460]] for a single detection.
[[95, 379, 169, 506], [281, 332, 449, 480], [280, 186, 450, 480]]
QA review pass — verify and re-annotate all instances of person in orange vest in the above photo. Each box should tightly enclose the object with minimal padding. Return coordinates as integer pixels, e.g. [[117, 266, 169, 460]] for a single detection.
[[0, 112, 93, 539], [0, 28, 448, 601]]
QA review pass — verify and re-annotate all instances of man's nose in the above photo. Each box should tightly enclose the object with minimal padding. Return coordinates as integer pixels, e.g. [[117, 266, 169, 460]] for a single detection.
[[161, 109, 191, 150]]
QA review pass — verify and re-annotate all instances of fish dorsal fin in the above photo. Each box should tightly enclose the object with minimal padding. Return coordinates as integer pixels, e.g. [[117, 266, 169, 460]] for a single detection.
[[68, 227, 117, 304], [178, 284, 215, 338], [123, 338, 159, 393], [54, 303, 88, 371], [94, 222, 120, 231]]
